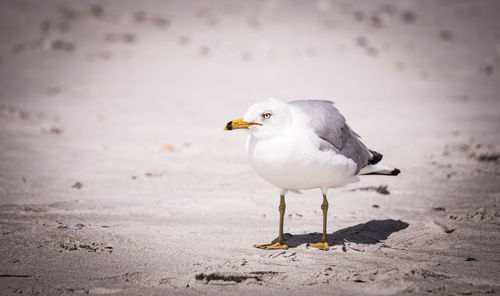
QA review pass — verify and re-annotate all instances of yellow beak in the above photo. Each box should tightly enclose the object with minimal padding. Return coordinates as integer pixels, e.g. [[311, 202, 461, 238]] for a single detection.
[[224, 117, 261, 130]]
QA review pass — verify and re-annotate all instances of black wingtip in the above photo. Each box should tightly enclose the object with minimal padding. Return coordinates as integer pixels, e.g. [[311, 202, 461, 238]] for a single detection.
[[390, 168, 401, 176], [368, 150, 383, 165]]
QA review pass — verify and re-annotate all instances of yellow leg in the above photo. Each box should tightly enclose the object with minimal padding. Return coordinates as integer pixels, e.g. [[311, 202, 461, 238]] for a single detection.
[[254, 194, 289, 250], [308, 194, 330, 251]]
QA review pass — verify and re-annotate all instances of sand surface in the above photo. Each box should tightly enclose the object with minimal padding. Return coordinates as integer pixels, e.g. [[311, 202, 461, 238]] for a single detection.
[[0, 0, 499, 295]]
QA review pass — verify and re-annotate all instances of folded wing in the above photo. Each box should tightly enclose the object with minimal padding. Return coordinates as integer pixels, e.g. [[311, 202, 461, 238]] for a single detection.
[[288, 100, 371, 174]]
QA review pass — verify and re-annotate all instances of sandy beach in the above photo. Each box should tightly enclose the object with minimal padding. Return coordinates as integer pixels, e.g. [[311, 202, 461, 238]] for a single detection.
[[0, 0, 499, 295]]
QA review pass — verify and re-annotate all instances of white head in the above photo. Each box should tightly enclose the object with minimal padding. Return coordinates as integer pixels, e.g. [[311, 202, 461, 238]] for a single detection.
[[224, 98, 291, 138]]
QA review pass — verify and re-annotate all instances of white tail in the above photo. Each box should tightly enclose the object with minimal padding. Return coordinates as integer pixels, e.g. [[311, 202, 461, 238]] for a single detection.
[[359, 163, 400, 176]]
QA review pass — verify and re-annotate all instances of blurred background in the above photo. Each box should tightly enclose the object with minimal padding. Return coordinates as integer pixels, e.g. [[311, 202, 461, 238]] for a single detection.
[[0, 0, 499, 206], [1, 1, 499, 293]]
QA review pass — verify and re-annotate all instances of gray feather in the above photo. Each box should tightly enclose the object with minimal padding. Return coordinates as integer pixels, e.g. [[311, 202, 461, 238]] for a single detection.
[[288, 100, 371, 174]]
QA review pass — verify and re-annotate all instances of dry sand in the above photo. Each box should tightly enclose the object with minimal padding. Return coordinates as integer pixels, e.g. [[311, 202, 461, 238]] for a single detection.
[[0, 0, 499, 295]]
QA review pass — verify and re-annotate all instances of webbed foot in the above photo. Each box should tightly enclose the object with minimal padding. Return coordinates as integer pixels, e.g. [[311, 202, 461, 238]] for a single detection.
[[307, 241, 330, 251], [254, 242, 289, 250]]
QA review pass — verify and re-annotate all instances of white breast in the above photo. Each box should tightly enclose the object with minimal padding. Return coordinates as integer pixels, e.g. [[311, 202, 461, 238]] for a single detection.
[[246, 126, 358, 191]]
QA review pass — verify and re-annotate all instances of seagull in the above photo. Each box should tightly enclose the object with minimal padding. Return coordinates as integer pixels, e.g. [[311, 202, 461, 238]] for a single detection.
[[224, 99, 400, 251]]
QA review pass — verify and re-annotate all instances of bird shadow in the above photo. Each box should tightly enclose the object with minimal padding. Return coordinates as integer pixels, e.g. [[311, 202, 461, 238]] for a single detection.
[[273, 219, 409, 248]]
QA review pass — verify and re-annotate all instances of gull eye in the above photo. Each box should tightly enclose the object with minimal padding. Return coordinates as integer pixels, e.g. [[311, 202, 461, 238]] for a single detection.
[[262, 113, 272, 119]]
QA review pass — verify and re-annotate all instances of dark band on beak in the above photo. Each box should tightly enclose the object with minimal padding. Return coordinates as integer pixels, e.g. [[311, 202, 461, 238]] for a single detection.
[[224, 117, 261, 131]]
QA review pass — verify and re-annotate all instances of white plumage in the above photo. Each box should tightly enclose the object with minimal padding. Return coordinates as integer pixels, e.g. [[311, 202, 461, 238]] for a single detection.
[[224, 98, 399, 251], [244, 99, 359, 192]]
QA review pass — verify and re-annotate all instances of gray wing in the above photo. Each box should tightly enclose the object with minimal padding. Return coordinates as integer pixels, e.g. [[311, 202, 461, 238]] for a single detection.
[[288, 100, 371, 174]]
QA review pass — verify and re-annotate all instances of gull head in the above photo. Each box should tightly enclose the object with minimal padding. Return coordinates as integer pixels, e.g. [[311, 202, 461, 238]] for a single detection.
[[224, 98, 291, 138]]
